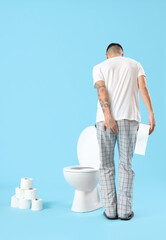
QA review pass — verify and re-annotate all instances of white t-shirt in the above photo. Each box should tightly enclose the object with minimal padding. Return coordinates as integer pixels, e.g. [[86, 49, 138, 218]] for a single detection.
[[92, 56, 146, 123]]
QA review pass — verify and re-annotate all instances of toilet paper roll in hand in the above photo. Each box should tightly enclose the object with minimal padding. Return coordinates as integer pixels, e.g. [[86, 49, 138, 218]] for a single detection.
[[15, 187, 25, 199], [134, 123, 150, 155], [31, 198, 43, 211], [11, 196, 19, 208], [19, 198, 31, 209], [24, 188, 37, 200], [21, 178, 33, 189]]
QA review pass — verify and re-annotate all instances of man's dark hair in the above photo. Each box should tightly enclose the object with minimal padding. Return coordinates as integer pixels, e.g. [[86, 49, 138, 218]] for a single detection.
[[106, 43, 123, 54]]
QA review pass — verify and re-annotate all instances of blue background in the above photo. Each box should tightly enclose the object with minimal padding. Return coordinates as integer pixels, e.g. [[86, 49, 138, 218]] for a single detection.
[[0, 0, 165, 239]]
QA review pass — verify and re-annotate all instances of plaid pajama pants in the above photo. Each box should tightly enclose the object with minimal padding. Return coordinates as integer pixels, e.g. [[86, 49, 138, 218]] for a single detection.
[[95, 119, 139, 218]]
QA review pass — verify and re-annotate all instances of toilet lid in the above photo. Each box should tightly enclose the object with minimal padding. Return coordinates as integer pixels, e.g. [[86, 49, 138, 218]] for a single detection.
[[77, 125, 100, 169]]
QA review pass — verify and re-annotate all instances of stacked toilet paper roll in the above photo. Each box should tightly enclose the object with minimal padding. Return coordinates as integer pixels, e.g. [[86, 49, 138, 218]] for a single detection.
[[11, 177, 43, 211]]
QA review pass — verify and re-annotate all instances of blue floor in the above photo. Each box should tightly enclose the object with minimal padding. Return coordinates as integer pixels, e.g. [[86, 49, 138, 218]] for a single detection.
[[1, 177, 165, 240]]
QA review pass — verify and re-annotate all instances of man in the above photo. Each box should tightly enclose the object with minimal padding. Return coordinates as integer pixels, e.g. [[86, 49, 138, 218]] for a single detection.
[[93, 43, 156, 220]]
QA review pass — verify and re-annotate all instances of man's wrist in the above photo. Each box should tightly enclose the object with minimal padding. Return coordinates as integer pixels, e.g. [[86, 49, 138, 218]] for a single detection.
[[104, 111, 113, 120], [149, 110, 154, 116]]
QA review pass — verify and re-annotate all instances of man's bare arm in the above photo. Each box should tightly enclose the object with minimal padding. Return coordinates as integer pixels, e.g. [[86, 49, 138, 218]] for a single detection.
[[94, 80, 119, 134], [138, 75, 154, 114], [94, 80, 112, 119], [138, 75, 156, 134]]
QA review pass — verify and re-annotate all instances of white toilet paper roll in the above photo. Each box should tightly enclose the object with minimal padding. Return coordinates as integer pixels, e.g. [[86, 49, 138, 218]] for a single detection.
[[24, 188, 37, 200], [15, 187, 25, 199], [31, 198, 43, 211], [11, 195, 19, 208], [19, 198, 31, 209], [134, 123, 150, 155], [20, 178, 33, 189]]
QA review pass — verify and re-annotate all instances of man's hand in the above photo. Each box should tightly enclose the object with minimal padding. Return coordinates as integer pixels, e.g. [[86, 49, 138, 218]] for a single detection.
[[149, 112, 156, 135], [102, 116, 119, 134]]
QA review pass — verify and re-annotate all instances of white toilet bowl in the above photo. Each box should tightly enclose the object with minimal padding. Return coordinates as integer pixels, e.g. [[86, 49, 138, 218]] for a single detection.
[[63, 125, 103, 213], [63, 165, 102, 212]]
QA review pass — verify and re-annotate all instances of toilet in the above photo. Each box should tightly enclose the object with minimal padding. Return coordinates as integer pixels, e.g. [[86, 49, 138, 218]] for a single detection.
[[63, 125, 103, 212]]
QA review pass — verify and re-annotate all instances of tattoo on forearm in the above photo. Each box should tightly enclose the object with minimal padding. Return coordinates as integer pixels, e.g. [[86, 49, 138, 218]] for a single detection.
[[94, 83, 106, 90], [99, 98, 110, 113], [94, 82, 110, 113]]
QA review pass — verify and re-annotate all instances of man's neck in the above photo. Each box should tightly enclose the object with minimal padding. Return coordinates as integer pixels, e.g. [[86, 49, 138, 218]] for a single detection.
[[110, 54, 122, 58]]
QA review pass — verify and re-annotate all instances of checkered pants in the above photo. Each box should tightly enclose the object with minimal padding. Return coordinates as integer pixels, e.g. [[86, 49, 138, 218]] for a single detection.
[[95, 119, 139, 218]]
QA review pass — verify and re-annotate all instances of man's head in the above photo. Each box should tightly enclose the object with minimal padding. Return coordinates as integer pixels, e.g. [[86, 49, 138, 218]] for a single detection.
[[106, 43, 124, 59]]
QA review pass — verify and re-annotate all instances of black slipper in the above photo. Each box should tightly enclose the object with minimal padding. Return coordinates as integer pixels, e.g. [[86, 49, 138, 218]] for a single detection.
[[118, 211, 134, 220], [103, 211, 118, 220]]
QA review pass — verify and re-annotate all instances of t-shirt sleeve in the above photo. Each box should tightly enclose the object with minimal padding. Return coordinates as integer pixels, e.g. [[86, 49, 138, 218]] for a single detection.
[[137, 62, 146, 78], [92, 65, 105, 88]]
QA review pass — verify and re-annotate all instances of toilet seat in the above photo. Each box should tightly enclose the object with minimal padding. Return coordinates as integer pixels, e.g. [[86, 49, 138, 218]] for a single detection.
[[77, 125, 100, 168], [64, 165, 98, 173]]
